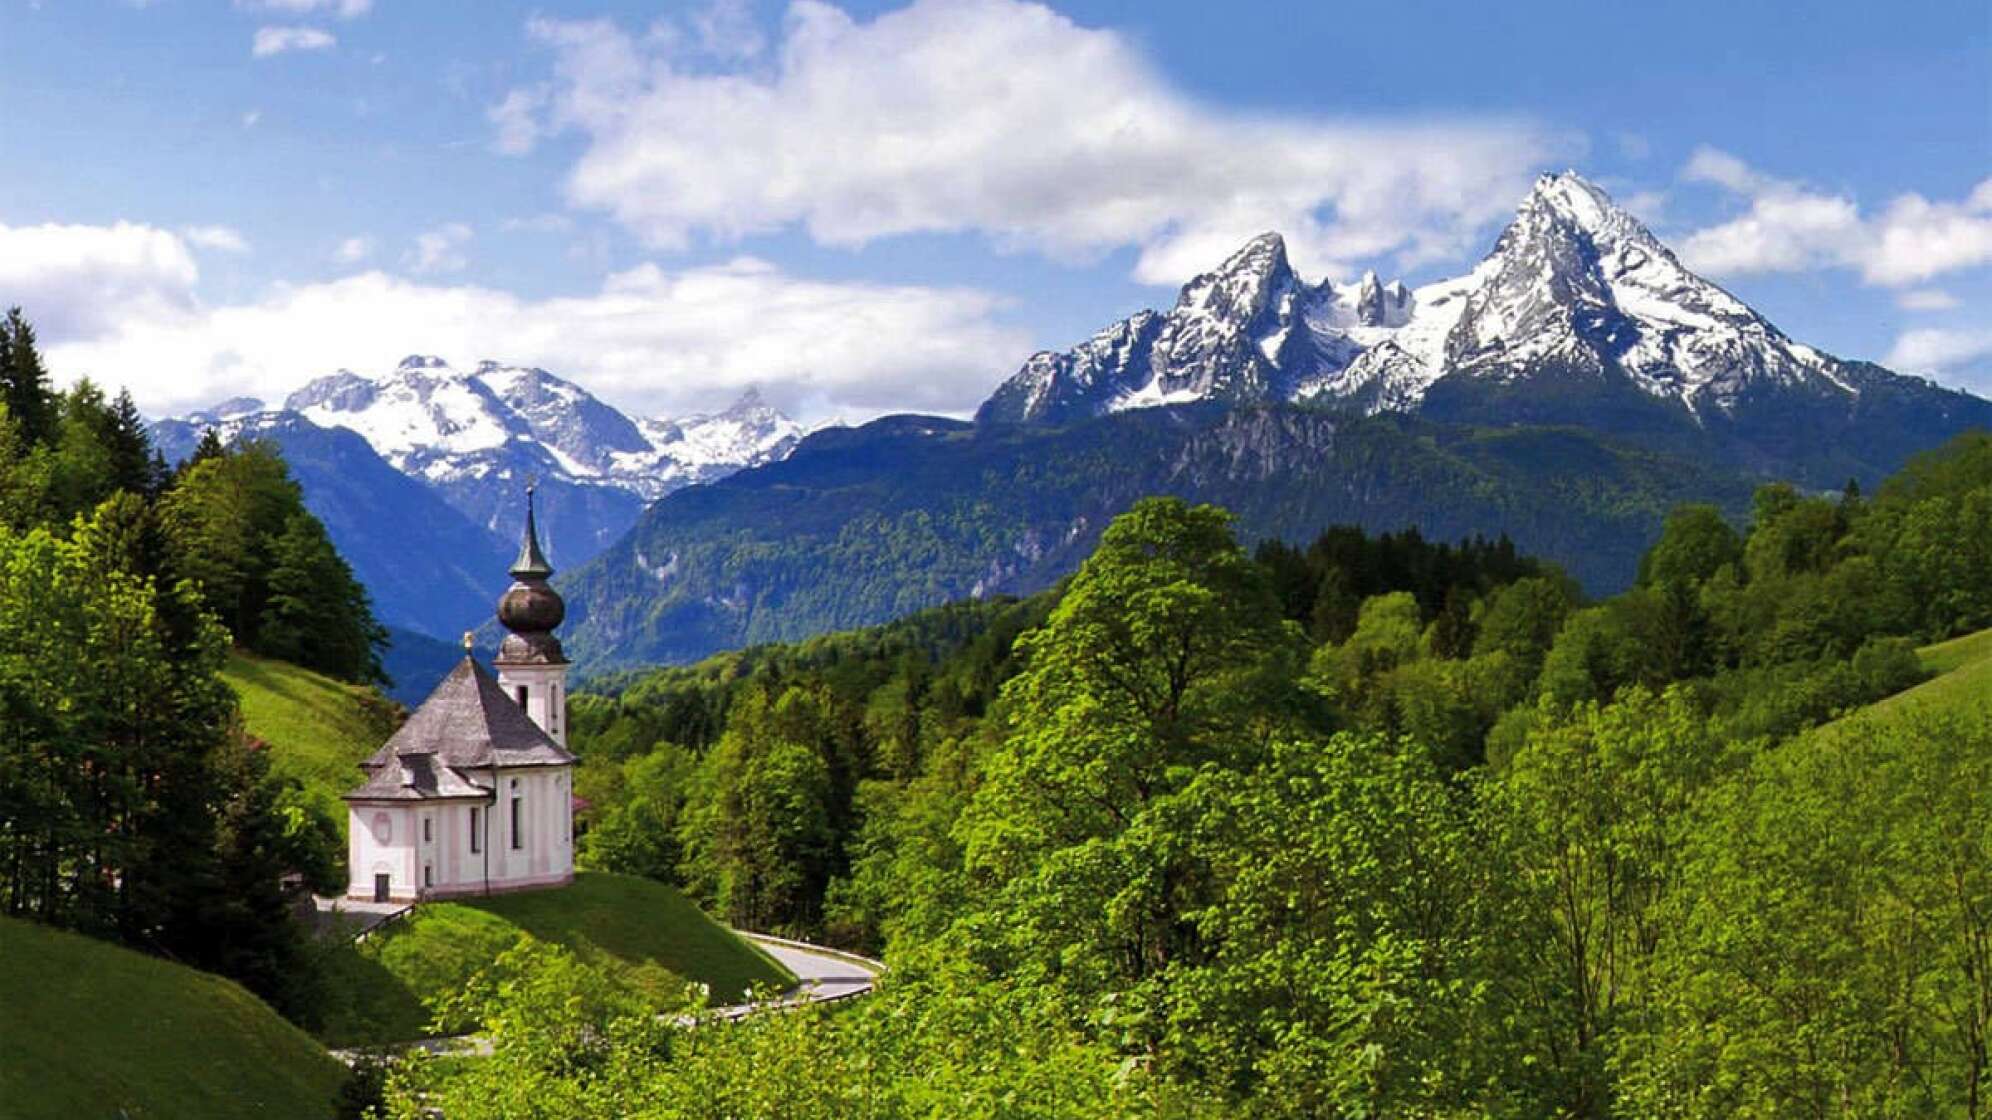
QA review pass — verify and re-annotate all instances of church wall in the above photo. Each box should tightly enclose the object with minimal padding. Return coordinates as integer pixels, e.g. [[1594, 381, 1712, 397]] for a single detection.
[[347, 804, 417, 902]]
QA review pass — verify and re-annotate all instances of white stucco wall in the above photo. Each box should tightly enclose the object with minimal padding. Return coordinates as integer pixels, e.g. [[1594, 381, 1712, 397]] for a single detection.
[[346, 765, 573, 901], [495, 662, 570, 750]]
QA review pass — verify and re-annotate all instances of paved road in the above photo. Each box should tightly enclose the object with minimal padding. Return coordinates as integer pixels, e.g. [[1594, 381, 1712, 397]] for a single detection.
[[333, 930, 881, 1062], [717, 932, 881, 1017]]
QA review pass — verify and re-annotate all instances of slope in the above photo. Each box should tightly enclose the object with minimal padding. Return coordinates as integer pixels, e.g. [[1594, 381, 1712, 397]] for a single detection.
[[154, 413, 509, 641], [318, 871, 796, 1047], [223, 650, 396, 823], [1855, 627, 1992, 722], [554, 404, 1759, 675], [0, 916, 347, 1120]]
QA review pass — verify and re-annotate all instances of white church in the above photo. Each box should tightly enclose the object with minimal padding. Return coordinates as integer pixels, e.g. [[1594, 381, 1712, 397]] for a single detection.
[[344, 489, 577, 903]]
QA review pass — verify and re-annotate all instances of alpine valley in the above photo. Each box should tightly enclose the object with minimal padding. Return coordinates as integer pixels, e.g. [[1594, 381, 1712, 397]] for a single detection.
[[153, 360, 806, 646], [168, 172, 1992, 678]]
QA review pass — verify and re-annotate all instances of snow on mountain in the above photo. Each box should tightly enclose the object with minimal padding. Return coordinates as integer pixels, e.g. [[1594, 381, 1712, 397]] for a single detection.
[[173, 357, 804, 578], [276, 355, 803, 502], [978, 171, 1919, 426]]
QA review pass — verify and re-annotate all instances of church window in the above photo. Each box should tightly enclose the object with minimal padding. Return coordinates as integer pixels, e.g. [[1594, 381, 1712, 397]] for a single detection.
[[424, 864, 433, 888], [516, 685, 529, 709], [511, 781, 524, 850], [422, 817, 432, 843], [470, 807, 482, 853]]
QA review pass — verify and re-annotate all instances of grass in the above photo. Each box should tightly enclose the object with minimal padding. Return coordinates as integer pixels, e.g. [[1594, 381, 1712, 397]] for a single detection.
[[0, 916, 346, 1120], [1827, 626, 1992, 728], [317, 871, 795, 1047], [223, 650, 398, 821]]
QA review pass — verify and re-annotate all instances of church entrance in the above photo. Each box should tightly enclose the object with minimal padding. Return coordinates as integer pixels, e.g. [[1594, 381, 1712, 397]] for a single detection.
[[374, 873, 390, 902]]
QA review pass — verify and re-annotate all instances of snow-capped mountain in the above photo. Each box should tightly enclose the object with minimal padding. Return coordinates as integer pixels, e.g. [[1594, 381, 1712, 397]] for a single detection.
[[282, 357, 802, 504], [978, 172, 1988, 480], [171, 358, 805, 610]]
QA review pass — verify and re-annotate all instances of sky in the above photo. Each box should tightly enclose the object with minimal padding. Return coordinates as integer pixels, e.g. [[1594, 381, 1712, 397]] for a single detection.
[[1, 0, 1987, 423]]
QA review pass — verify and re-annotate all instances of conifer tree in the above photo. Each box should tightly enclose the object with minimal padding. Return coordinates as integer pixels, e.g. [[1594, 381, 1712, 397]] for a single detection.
[[0, 308, 57, 447]]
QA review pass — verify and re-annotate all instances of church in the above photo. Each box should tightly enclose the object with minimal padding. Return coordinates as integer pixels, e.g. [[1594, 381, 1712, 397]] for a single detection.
[[343, 489, 577, 903]]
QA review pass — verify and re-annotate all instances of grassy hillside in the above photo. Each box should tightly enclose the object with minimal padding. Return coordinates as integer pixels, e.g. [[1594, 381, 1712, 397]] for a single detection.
[[319, 871, 795, 1047], [1852, 627, 1992, 722], [223, 650, 397, 818], [0, 916, 346, 1120]]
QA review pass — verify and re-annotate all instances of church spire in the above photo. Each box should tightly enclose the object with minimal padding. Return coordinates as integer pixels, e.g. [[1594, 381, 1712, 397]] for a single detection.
[[495, 484, 567, 667], [510, 483, 554, 580]]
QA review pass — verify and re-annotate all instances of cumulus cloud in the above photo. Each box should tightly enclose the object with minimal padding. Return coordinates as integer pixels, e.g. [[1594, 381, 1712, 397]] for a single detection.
[[181, 226, 251, 254], [252, 25, 337, 57], [13, 221, 1024, 422], [1679, 147, 1992, 287], [0, 221, 200, 340], [1887, 328, 1992, 382], [406, 223, 472, 274], [236, 0, 371, 18], [494, 0, 1561, 284]]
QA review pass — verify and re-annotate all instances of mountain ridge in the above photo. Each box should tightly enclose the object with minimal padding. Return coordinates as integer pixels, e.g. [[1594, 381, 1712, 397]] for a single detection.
[[978, 171, 1989, 485]]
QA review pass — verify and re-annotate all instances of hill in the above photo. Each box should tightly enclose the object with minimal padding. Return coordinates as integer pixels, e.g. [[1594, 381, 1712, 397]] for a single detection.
[[0, 916, 346, 1120], [223, 650, 396, 823], [1855, 626, 1992, 722], [552, 405, 1758, 675], [318, 871, 795, 1047]]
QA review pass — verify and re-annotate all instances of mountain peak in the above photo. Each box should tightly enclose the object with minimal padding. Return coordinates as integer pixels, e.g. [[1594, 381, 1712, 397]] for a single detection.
[[726, 386, 767, 413], [398, 354, 452, 372]]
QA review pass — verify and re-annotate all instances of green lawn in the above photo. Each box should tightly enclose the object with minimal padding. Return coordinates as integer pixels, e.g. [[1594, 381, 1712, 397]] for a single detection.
[[1830, 626, 1992, 727], [0, 916, 347, 1120], [223, 650, 397, 820], [318, 871, 795, 1047]]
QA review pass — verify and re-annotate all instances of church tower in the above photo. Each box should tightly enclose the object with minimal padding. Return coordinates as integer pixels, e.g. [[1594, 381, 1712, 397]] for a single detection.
[[494, 486, 570, 749]]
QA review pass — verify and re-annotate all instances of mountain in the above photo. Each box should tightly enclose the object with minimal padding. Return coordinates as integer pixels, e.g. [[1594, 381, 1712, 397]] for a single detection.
[[152, 411, 509, 642], [283, 357, 804, 564], [161, 359, 807, 639], [549, 404, 1759, 676], [980, 172, 1992, 485]]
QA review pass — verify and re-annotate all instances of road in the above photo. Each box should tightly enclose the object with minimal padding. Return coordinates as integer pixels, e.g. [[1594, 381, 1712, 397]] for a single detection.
[[333, 930, 882, 1062]]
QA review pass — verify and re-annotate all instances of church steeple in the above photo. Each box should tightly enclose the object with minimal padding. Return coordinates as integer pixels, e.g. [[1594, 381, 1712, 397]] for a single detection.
[[495, 484, 570, 749], [510, 484, 554, 580], [495, 485, 568, 668]]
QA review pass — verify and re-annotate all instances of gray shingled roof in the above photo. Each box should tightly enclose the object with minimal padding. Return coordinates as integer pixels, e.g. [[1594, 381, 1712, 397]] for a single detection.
[[345, 657, 573, 803]]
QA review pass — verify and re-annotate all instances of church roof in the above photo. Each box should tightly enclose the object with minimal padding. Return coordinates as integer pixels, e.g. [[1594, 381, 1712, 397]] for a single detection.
[[345, 656, 573, 802]]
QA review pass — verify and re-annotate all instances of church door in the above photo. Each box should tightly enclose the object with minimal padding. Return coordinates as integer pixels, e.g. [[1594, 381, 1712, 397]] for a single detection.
[[374, 874, 390, 902]]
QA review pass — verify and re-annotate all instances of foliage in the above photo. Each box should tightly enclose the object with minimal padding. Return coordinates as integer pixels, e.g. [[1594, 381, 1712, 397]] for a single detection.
[[316, 872, 793, 1047]]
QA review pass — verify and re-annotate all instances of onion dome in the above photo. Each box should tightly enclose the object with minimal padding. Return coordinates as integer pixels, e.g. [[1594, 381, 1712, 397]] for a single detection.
[[495, 485, 569, 665]]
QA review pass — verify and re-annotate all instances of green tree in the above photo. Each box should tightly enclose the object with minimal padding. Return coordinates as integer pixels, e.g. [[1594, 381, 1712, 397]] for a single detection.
[[0, 307, 57, 447]]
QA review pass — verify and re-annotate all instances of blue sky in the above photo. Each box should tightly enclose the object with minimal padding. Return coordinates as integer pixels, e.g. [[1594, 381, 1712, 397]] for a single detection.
[[2, 0, 1987, 421]]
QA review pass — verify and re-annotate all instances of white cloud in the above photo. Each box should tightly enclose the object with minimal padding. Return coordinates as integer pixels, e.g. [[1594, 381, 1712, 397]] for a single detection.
[[181, 226, 252, 254], [35, 254, 1023, 423], [1886, 328, 1992, 379], [236, 0, 371, 18], [252, 25, 336, 58], [406, 223, 472, 274], [242, 109, 263, 128], [1897, 288, 1960, 312], [691, 0, 767, 62], [487, 87, 548, 156], [497, 0, 1561, 284], [333, 235, 376, 264], [1680, 147, 1992, 287], [0, 221, 200, 340]]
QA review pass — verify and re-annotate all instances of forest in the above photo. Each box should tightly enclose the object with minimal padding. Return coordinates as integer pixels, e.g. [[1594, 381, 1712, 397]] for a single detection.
[[408, 430, 1992, 1117], [0, 310, 385, 1026]]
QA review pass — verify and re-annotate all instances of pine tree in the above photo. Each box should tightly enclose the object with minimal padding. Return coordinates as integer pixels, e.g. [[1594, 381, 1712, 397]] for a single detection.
[[0, 308, 57, 447], [188, 426, 227, 469], [106, 389, 157, 498]]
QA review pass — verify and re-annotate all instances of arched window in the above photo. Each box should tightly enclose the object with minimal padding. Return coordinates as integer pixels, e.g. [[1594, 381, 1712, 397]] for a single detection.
[[510, 779, 524, 851]]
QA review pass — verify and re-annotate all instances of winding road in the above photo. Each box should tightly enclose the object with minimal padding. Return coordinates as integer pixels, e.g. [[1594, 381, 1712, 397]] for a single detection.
[[332, 929, 882, 1063]]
